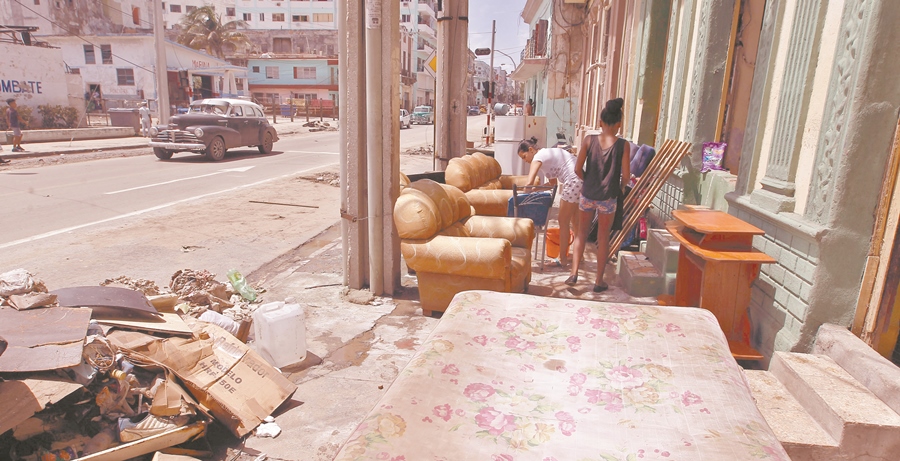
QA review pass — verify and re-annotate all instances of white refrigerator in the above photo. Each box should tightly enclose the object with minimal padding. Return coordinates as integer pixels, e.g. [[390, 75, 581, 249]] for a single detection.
[[493, 115, 547, 176]]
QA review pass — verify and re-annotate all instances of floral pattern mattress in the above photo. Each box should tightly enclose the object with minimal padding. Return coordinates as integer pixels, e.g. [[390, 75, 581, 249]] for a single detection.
[[334, 291, 788, 461]]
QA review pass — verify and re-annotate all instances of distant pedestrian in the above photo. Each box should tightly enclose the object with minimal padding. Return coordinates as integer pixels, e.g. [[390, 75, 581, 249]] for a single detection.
[[6, 98, 24, 152], [139, 102, 151, 137], [0, 142, 7, 164], [526, 98, 535, 116]]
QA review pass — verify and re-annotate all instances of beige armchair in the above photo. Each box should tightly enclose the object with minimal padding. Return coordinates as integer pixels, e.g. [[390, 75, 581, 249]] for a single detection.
[[444, 152, 533, 216], [394, 179, 534, 315]]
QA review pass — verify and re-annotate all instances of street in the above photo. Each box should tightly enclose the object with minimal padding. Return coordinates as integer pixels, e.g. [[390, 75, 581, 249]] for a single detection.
[[0, 121, 445, 288]]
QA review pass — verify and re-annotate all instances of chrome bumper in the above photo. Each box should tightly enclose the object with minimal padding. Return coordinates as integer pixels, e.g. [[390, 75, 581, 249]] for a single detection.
[[148, 141, 206, 150]]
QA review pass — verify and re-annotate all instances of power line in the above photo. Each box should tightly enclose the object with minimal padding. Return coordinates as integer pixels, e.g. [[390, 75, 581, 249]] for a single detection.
[[11, 0, 156, 74]]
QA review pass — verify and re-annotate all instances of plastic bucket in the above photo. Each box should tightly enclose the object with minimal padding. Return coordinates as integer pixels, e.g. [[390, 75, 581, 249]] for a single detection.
[[546, 227, 574, 258]]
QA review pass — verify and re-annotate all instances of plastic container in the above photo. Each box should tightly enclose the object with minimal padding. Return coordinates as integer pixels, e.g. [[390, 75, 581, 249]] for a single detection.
[[252, 298, 307, 368], [227, 269, 258, 302], [546, 227, 574, 258]]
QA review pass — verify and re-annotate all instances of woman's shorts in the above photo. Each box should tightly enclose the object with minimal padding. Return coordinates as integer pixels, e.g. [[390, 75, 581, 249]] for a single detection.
[[560, 177, 583, 203], [579, 195, 617, 214]]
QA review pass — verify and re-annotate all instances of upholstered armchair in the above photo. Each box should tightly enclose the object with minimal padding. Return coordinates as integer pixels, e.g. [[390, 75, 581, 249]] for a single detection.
[[444, 152, 533, 216], [394, 179, 534, 315]]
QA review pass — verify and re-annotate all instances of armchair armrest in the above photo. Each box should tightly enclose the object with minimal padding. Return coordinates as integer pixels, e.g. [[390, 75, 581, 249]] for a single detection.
[[499, 175, 536, 189], [401, 236, 511, 279], [464, 216, 534, 250]]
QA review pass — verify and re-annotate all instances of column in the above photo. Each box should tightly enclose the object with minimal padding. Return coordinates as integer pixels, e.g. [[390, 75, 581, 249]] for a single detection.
[[749, 0, 829, 213]]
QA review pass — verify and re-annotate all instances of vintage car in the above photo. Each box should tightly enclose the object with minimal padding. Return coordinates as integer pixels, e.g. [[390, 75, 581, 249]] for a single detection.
[[411, 105, 434, 125], [148, 98, 279, 161], [399, 109, 411, 129]]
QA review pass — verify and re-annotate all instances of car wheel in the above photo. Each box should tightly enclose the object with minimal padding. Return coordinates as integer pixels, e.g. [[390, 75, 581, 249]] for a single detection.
[[153, 147, 173, 160], [205, 136, 227, 161], [258, 131, 274, 155]]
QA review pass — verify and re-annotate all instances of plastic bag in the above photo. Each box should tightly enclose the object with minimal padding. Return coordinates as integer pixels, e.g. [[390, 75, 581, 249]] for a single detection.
[[701, 142, 727, 172]]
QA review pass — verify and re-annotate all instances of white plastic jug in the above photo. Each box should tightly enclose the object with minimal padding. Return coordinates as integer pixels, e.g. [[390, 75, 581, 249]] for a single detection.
[[252, 298, 307, 368]]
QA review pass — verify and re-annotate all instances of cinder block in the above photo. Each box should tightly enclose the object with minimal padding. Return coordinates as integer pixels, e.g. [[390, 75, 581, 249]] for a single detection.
[[615, 250, 643, 276], [619, 252, 663, 298], [662, 272, 676, 295], [646, 228, 680, 274]]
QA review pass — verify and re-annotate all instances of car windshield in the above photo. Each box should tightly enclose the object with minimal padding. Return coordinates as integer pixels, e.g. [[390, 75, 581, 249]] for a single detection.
[[414, 106, 431, 113], [189, 102, 229, 115]]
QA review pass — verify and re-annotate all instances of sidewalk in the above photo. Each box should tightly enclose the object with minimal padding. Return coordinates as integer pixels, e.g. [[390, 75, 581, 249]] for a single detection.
[[0, 118, 336, 159]]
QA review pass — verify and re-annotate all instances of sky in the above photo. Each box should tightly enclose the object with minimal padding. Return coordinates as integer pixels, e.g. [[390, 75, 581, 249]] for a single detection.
[[467, 0, 530, 72]]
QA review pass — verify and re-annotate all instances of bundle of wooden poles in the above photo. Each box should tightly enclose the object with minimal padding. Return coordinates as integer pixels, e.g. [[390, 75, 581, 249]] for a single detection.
[[607, 139, 693, 261]]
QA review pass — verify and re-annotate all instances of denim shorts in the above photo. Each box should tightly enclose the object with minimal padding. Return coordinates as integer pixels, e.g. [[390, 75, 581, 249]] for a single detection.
[[579, 195, 617, 214]]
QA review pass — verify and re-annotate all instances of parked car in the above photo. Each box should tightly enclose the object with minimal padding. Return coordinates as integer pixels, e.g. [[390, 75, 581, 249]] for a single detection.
[[411, 105, 434, 125], [400, 109, 411, 129], [148, 98, 279, 161], [467, 106, 480, 116]]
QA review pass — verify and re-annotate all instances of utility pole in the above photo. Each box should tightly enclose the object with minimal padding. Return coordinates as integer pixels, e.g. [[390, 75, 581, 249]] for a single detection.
[[435, 0, 469, 169], [485, 20, 495, 146], [152, 0, 170, 124]]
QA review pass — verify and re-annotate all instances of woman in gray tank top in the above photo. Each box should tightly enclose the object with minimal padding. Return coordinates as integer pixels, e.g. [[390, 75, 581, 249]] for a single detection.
[[567, 98, 631, 292]]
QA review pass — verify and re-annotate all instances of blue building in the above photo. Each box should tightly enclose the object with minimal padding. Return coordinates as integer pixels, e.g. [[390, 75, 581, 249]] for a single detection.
[[247, 57, 338, 107]]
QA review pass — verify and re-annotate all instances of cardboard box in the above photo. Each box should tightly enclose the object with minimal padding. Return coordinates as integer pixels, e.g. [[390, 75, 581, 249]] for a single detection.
[[118, 320, 297, 437]]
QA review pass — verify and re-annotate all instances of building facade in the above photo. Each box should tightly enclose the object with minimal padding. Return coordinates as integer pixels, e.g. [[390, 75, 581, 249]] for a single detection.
[[520, 0, 900, 363], [247, 57, 338, 106]]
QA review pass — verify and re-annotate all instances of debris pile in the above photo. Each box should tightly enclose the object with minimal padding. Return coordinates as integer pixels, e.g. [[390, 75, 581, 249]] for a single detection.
[[403, 146, 433, 156], [0, 268, 298, 460], [302, 121, 337, 132]]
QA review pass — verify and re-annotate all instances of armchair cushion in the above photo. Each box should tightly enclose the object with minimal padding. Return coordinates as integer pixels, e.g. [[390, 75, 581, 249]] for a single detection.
[[445, 153, 533, 216], [393, 179, 534, 314]]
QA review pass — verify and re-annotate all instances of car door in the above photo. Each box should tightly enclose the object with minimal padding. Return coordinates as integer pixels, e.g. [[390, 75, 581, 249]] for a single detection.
[[224, 105, 250, 147]]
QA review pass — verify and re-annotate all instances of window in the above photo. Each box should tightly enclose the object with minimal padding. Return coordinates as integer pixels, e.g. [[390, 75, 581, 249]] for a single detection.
[[116, 68, 135, 85], [265, 66, 279, 79], [185, 5, 195, 12], [293, 67, 316, 79], [272, 13, 285, 22], [273, 38, 291, 53], [169, 4, 181, 12], [259, 12, 264, 21], [243, 13, 251, 21], [231, 106, 243, 116], [132, 7, 140, 25], [293, 15, 308, 22], [226, 7, 235, 16], [34, 0, 40, 4], [100, 45, 112, 64], [401, 14, 410, 23], [235, 78, 244, 90], [252, 66, 260, 73], [312, 13, 332, 22], [83, 45, 95, 64]]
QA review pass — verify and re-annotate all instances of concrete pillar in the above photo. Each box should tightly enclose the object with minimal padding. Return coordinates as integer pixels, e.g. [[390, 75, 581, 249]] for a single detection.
[[734, 0, 783, 196], [364, 0, 401, 295], [435, 0, 469, 169], [632, 0, 671, 146], [749, 1, 829, 213], [338, 0, 369, 289], [799, 0, 900, 347]]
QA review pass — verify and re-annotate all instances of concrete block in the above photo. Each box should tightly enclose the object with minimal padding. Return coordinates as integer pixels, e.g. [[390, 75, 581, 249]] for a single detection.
[[791, 238, 811, 261], [616, 250, 644, 276], [780, 251, 799, 272], [812, 324, 900, 417], [662, 272, 676, 295], [646, 228, 680, 274], [769, 352, 900, 460], [744, 370, 841, 461], [619, 252, 663, 298], [783, 272, 803, 298]]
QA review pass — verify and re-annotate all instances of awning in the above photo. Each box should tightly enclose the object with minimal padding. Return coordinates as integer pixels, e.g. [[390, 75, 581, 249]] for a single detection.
[[510, 57, 548, 81]]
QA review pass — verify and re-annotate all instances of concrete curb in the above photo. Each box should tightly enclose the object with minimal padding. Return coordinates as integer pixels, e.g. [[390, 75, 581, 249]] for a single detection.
[[0, 142, 151, 160]]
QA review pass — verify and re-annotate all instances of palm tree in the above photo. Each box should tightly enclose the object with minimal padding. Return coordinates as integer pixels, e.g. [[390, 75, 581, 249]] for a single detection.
[[176, 5, 250, 59]]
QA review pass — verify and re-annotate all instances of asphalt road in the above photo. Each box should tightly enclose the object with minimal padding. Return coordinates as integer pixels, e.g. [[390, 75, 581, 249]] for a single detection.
[[0, 122, 443, 288]]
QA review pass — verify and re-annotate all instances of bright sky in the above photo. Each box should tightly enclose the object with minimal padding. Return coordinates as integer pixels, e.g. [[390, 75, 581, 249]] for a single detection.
[[467, 0, 530, 72]]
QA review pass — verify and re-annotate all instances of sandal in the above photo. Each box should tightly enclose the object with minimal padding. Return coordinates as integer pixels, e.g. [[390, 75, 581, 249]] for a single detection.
[[564, 275, 578, 286], [548, 258, 563, 268], [592, 282, 609, 293]]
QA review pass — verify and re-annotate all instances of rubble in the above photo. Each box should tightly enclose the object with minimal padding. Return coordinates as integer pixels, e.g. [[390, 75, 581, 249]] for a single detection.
[[403, 145, 433, 156], [0, 268, 300, 460]]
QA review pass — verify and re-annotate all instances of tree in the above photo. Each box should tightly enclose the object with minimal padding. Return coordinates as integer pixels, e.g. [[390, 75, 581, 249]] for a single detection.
[[176, 6, 250, 59]]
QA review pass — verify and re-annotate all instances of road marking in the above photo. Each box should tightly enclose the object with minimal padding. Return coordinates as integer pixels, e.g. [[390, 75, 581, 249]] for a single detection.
[[104, 166, 257, 195], [0, 163, 337, 250]]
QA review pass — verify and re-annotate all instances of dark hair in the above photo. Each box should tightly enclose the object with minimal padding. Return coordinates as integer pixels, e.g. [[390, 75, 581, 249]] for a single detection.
[[600, 98, 624, 126], [518, 136, 538, 153]]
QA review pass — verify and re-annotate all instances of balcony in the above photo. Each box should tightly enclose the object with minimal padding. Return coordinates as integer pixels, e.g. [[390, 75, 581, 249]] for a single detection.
[[400, 69, 417, 86], [511, 38, 549, 81], [418, 0, 436, 18], [417, 22, 436, 40], [416, 41, 434, 55]]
